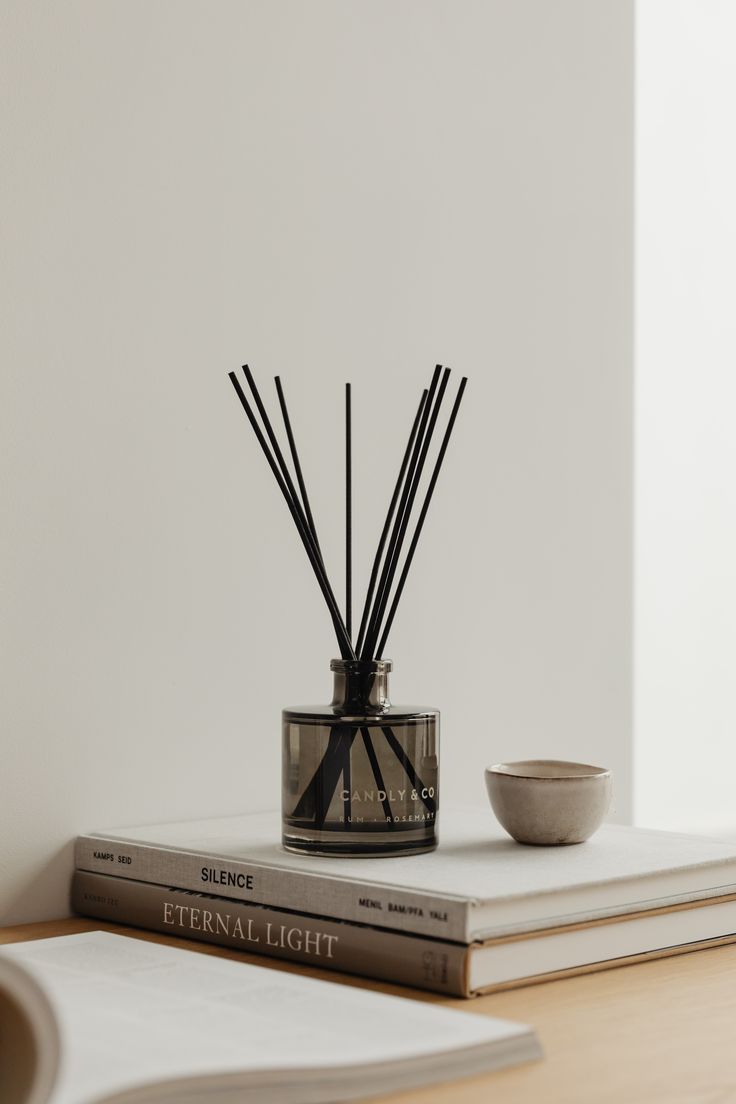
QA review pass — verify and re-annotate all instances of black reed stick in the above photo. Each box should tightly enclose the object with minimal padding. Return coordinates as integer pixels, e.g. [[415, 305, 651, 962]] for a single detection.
[[359, 366, 442, 658], [377, 376, 468, 657], [345, 382, 352, 642], [342, 743, 352, 827], [362, 366, 450, 659], [361, 728, 393, 820], [366, 367, 451, 657], [274, 375, 321, 554], [355, 390, 427, 657], [239, 366, 354, 657], [291, 726, 358, 828], [243, 367, 304, 527], [228, 372, 355, 659], [384, 727, 437, 814]]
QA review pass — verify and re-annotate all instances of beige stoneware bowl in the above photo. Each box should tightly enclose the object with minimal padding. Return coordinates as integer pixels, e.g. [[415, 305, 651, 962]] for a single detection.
[[485, 759, 612, 845]]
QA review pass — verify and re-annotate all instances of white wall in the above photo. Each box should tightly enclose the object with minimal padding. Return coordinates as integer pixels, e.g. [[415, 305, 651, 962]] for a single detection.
[[635, 0, 736, 833], [1, 0, 633, 923]]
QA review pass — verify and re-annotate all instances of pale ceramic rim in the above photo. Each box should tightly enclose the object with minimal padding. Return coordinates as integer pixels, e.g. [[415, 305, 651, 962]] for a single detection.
[[486, 759, 610, 781]]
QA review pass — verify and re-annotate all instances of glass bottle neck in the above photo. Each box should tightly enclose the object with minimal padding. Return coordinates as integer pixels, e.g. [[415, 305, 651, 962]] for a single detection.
[[330, 659, 392, 714]]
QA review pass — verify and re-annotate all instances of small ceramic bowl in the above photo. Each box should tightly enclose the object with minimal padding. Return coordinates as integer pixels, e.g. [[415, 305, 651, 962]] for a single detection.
[[485, 760, 612, 845]]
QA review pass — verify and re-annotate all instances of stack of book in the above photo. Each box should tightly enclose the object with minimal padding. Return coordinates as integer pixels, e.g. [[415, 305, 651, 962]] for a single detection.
[[73, 806, 736, 997]]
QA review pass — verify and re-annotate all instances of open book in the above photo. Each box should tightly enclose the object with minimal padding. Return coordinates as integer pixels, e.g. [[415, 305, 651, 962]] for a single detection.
[[0, 932, 541, 1104]]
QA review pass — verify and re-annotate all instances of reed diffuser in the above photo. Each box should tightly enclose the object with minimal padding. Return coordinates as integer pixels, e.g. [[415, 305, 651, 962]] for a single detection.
[[228, 364, 467, 856]]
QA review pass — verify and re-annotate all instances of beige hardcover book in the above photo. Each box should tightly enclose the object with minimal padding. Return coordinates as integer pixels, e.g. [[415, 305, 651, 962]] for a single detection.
[[73, 870, 736, 997], [76, 806, 736, 942], [0, 931, 540, 1104]]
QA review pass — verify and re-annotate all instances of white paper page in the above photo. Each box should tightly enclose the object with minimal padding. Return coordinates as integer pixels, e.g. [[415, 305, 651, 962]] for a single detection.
[[0, 933, 531, 1104], [0, 954, 60, 1104]]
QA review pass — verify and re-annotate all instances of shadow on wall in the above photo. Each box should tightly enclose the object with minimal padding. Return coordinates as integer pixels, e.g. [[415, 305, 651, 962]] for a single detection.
[[1, 842, 75, 927]]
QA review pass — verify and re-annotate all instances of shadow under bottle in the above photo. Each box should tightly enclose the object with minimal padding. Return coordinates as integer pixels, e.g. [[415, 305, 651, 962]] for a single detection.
[[282, 659, 439, 856]]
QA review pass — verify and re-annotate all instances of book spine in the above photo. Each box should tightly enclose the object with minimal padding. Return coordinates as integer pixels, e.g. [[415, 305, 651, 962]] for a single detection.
[[74, 836, 470, 941], [72, 870, 470, 997]]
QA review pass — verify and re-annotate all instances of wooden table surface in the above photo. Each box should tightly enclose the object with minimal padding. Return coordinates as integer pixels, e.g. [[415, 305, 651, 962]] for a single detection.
[[3, 917, 735, 1103]]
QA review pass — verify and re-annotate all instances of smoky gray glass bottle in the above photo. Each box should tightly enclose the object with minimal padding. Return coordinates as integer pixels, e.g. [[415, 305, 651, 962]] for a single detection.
[[282, 660, 438, 856]]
